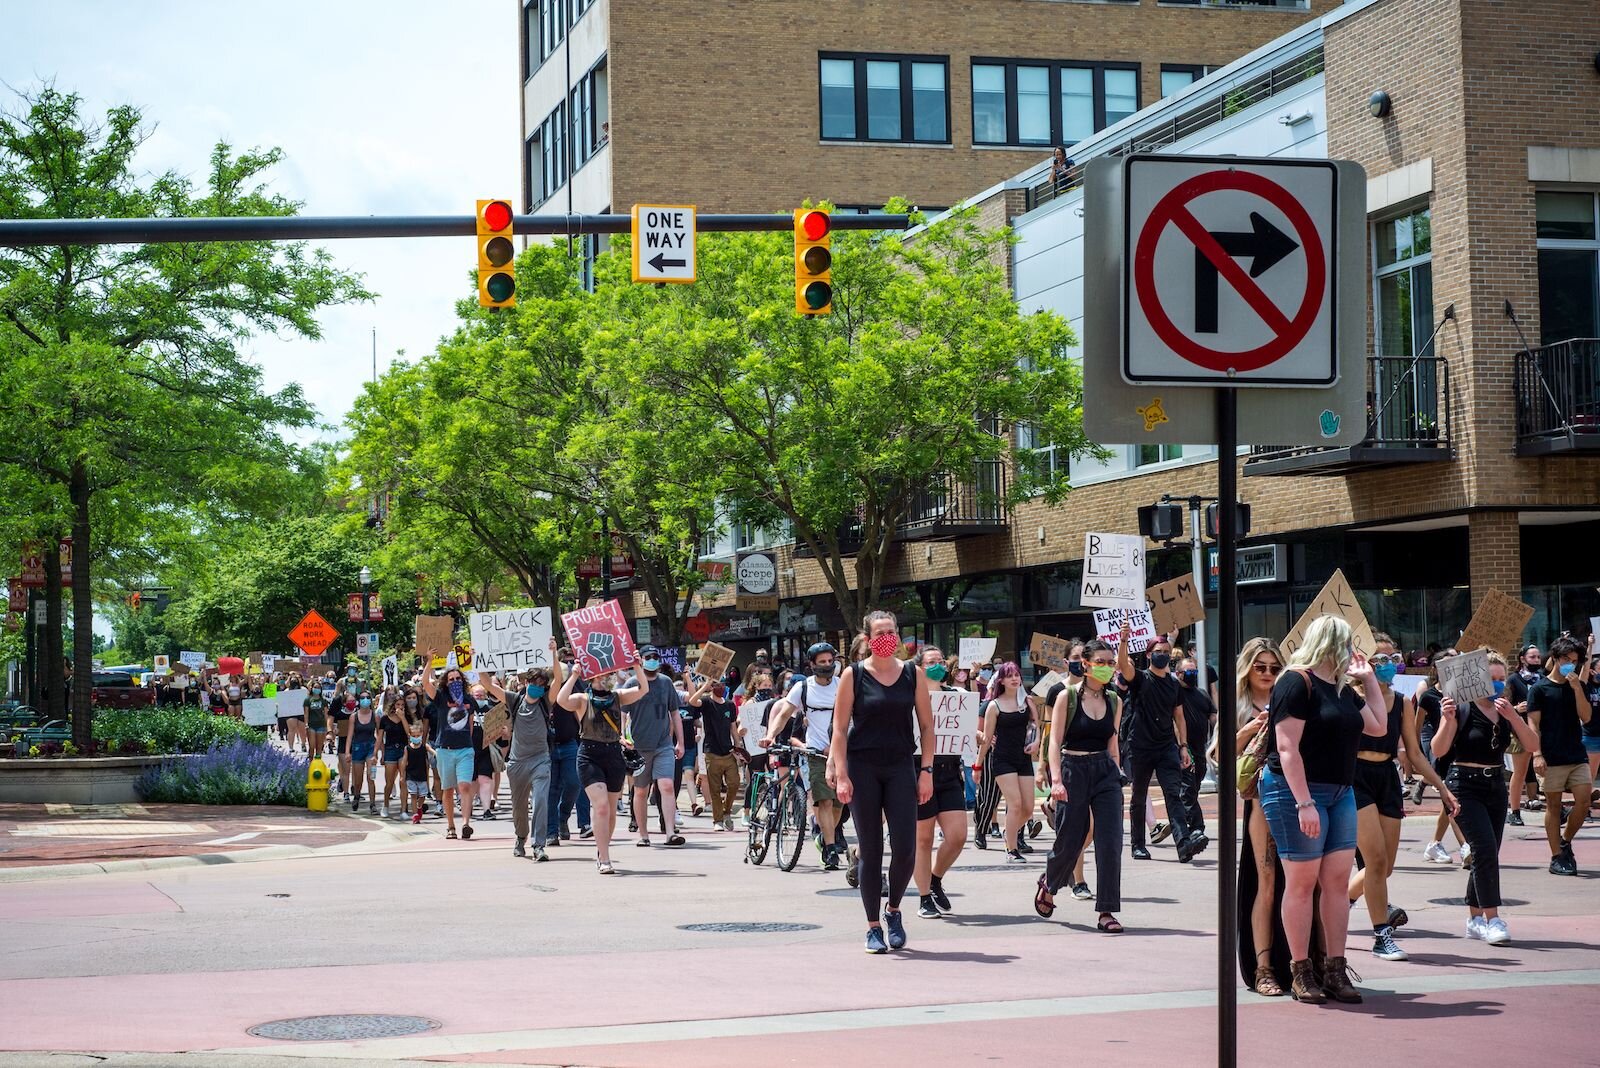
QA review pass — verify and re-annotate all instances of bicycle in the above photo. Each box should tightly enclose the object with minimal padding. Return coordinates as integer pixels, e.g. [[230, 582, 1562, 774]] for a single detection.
[[746, 742, 818, 871]]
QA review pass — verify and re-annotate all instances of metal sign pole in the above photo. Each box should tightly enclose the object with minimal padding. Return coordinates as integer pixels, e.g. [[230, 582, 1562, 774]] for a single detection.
[[1216, 387, 1240, 1068]]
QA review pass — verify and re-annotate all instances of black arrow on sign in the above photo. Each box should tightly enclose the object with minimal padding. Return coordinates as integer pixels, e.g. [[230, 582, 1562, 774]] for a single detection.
[[1194, 211, 1299, 334], [648, 252, 687, 272]]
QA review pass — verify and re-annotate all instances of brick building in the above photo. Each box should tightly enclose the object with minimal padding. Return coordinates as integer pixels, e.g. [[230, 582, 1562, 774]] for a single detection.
[[561, 0, 1600, 667]]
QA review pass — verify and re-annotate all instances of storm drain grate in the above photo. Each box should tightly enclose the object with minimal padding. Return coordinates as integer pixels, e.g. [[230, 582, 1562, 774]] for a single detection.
[[678, 922, 820, 934], [248, 1014, 439, 1041]]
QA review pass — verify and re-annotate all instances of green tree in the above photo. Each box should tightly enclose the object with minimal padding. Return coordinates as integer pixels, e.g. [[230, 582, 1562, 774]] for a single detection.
[[590, 202, 1097, 626], [0, 88, 369, 744]]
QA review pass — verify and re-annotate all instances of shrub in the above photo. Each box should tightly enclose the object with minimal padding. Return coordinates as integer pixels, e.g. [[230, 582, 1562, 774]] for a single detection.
[[93, 708, 266, 756], [135, 740, 308, 806]]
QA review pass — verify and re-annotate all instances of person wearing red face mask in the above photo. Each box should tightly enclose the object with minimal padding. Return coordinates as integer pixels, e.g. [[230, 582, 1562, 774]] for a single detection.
[[828, 611, 935, 954]]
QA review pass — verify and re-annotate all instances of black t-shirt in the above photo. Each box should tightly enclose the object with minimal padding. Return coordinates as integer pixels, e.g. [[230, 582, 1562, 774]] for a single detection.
[[1126, 669, 1183, 751], [431, 694, 476, 749], [1508, 671, 1536, 710], [1178, 685, 1216, 755], [404, 744, 429, 780], [680, 703, 700, 748], [1266, 670, 1365, 786], [699, 697, 737, 756], [1529, 677, 1587, 765], [379, 716, 408, 747], [1584, 678, 1600, 739], [550, 701, 579, 744]]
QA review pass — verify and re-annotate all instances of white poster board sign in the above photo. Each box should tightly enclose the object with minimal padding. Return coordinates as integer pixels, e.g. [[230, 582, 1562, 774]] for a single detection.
[[469, 607, 554, 673], [1031, 671, 1066, 700], [276, 689, 308, 719], [1389, 673, 1428, 699], [153, 655, 171, 674], [1092, 606, 1158, 653], [738, 698, 771, 756], [1437, 650, 1495, 705], [1081, 532, 1146, 610], [930, 689, 980, 760], [242, 698, 280, 726], [260, 654, 278, 675], [179, 650, 207, 670], [957, 636, 997, 669]]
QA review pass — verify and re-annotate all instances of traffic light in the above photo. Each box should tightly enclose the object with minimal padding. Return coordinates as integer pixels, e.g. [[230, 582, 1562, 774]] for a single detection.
[[476, 199, 516, 308], [794, 208, 831, 315]]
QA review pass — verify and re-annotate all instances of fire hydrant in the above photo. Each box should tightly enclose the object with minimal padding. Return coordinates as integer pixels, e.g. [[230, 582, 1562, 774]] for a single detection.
[[306, 756, 330, 812]]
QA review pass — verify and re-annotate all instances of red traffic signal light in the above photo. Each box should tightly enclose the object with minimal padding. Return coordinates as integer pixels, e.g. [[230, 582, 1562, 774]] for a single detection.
[[476, 199, 516, 308], [799, 209, 830, 241], [794, 208, 832, 315]]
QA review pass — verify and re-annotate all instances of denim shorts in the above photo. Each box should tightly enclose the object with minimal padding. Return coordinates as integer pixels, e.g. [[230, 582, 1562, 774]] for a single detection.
[[1259, 769, 1358, 861], [350, 740, 375, 764], [437, 747, 476, 789], [1584, 735, 1600, 755]]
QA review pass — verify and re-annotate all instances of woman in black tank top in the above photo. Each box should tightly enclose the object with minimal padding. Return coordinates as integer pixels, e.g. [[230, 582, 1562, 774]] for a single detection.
[[829, 610, 935, 954], [1430, 652, 1540, 947]]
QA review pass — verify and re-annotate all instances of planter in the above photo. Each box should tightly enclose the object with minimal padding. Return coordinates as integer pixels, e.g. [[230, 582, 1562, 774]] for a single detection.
[[0, 755, 193, 804]]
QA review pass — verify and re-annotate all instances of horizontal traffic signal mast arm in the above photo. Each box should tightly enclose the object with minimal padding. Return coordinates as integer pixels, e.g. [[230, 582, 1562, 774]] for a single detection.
[[0, 212, 912, 247]]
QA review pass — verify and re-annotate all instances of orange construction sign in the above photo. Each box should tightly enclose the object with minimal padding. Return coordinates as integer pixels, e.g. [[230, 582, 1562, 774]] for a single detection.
[[288, 609, 341, 657]]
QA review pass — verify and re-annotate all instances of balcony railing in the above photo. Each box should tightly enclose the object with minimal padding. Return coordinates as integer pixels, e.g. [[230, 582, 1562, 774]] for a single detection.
[[1164, 0, 1310, 8], [1515, 338, 1600, 455], [793, 462, 1010, 556], [1245, 356, 1454, 476]]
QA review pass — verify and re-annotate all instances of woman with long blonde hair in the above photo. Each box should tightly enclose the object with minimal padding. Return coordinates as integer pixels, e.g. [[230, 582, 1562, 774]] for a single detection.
[[1231, 636, 1288, 996]]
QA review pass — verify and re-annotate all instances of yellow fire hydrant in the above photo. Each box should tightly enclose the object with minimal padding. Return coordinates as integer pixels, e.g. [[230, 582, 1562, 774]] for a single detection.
[[306, 756, 330, 812]]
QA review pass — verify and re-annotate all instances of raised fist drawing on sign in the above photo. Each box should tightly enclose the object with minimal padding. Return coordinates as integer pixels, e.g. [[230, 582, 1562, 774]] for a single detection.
[[586, 630, 616, 672]]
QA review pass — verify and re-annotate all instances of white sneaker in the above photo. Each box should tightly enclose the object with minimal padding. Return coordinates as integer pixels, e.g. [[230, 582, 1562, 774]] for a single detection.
[[1466, 916, 1489, 941], [675, 814, 685, 830], [1424, 842, 1453, 864], [1460, 842, 1474, 868], [1485, 917, 1511, 945]]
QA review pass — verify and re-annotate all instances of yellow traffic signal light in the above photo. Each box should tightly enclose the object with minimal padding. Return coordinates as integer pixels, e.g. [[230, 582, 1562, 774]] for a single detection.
[[477, 199, 516, 308], [794, 208, 831, 315]]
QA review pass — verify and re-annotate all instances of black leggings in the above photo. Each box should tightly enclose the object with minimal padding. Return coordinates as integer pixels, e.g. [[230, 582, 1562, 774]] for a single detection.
[[849, 757, 918, 923], [1448, 766, 1508, 909]]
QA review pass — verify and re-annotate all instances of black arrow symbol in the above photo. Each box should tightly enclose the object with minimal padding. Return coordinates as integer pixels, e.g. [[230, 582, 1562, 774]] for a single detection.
[[648, 252, 686, 272], [1194, 211, 1299, 334]]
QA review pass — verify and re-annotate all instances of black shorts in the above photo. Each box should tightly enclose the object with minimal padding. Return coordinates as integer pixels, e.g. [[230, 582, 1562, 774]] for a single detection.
[[579, 741, 627, 794], [991, 752, 1034, 779], [918, 760, 967, 820], [1353, 758, 1405, 819]]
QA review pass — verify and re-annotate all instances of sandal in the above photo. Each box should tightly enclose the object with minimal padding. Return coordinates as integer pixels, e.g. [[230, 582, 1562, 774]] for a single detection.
[[446, 828, 458, 840], [597, 859, 615, 875], [1253, 964, 1285, 998], [461, 824, 473, 840], [1097, 914, 1124, 933], [636, 838, 653, 847], [1033, 875, 1056, 919], [665, 834, 686, 847]]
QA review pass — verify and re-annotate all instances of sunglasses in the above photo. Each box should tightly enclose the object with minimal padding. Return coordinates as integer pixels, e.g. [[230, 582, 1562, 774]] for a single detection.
[[1252, 662, 1282, 675], [1370, 654, 1404, 666]]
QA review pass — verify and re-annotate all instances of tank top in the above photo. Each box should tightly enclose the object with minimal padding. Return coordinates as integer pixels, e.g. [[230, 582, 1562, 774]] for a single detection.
[[1453, 703, 1512, 765], [580, 693, 623, 744], [1360, 691, 1404, 758], [352, 709, 377, 743], [847, 659, 916, 762], [1062, 686, 1117, 753], [992, 701, 1030, 760]]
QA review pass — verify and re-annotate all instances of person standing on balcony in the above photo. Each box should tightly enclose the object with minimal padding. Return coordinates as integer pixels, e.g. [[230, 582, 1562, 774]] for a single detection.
[[1050, 146, 1074, 194]]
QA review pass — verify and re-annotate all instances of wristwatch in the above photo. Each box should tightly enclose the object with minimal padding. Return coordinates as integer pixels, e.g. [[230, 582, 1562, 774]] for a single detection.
[[920, 765, 933, 774]]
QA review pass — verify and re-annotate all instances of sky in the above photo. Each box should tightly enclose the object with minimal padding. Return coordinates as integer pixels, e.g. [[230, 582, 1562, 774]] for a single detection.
[[2, 0, 522, 440]]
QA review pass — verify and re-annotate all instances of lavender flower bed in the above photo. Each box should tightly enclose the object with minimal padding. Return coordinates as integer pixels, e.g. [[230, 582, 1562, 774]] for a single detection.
[[136, 739, 308, 806]]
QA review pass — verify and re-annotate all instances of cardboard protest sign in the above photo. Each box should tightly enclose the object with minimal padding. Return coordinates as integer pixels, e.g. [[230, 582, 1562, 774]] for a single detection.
[[561, 599, 640, 680], [657, 647, 685, 674], [274, 658, 307, 679], [694, 641, 735, 682], [1093, 606, 1157, 653], [414, 615, 455, 664], [1029, 633, 1072, 671], [957, 636, 998, 669], [153, 655, 171, 674], [1031, 671, 1067, 700], [738, 698, 771, 755], [241, 698, 279, 726], [929, 689, 981, 760], [1280, 569, 1377, 661], [1081, 532, 1146, 610], [1437, 649, 1495, 704], [480, 700, 509, 742], [1389, 673, 1428, 699], [245, 652, 264, 673], [468, 607, 553, 674], [1455, 588, 1535, 658], [179, 650, 207, 670], [1146, 575, 1206, 636]]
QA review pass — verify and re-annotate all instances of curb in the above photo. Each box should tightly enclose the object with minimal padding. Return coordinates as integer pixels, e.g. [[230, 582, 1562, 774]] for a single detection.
[[0, 818, 431, 884]]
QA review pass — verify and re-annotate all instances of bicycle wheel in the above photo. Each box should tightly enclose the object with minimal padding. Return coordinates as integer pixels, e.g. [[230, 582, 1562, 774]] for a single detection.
[[747, 781, 775, 865], [777, 783, 807, 872]]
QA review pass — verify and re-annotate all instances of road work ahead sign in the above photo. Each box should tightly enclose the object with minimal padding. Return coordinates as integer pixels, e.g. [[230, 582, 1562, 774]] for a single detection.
[[1123, 156, 1338, 387], [632, 204, 696, 283]]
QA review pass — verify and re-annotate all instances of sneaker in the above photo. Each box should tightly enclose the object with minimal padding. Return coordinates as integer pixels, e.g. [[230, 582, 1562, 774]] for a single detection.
[[1466, 916, 1489, 941], [1372, 927, 1407, 961], [534, 847, 550, 862], [1149, 821, 1173, 845], [1550, 852, 1578, 876], [675, 814, 685, 830], [823, 848, 841, 872], [1423, 842, 1452, 864], [711, 821, 726, 833], [1026, 819, 1044, 840], [1017, 838, 1035, 855], [884, 909, 908, 950], [930, 881, 953, 914], [411, 810, 423, 825], [1387, 904, 1409, 929], [513, 838, 527, 858], [1460, 842, 1474, 869], [1485, 917, 1511, 945], [1006, 849, 1028, 864], [1132, 845, 1152, 861], [1409, 778, 1426, 804], [864, 926, 888, 954], [1178, 832, 1210, 862], [1072, 882, 1094, 900], [722, 817, 734, 832], [1507, 809, 1524, 826], [579, 826, 595, 839], [918, 895, 941, 919]]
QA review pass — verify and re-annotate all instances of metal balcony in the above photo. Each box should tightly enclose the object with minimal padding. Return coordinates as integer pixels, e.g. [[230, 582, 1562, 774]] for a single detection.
[[1515, 338, 1600, 455], [898, 460, 1011, 541], [1245, 356, 1454, 476]]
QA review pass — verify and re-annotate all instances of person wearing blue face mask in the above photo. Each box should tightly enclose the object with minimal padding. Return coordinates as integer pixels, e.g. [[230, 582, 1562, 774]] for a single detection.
[[345, 694, 379, 812], [1528, 634, 1596, 875], [484, 647, 556, 861]]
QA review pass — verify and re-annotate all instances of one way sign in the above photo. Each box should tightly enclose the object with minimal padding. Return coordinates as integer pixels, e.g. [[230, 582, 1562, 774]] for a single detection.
[[631, 204, 696, 284]]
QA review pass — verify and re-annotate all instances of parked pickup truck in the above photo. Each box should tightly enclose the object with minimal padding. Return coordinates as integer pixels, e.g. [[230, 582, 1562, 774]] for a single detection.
[[90, 671, 156, 710]]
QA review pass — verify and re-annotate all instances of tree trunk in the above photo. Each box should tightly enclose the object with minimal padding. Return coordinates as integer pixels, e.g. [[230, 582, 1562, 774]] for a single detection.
[[70, 461, 94, 748], [42, 539, 67, 722]]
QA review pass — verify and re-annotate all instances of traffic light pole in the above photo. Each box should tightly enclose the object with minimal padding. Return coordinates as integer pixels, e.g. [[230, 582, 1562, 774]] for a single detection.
[[0, 213, 912, 248]]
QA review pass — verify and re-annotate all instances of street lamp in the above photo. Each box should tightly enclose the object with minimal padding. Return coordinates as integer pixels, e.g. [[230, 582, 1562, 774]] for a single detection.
[[359, 566, 372, 660]]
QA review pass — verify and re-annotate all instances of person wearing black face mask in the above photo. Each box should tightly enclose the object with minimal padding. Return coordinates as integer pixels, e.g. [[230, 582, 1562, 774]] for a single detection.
[[421, 650, 480, 841], [1121, 634, 1205, 863], [764, 643, 846, 868], [1506, 643, 1546, 825], [558, 663, 629, 874], [1176, 657, 1217, 842]]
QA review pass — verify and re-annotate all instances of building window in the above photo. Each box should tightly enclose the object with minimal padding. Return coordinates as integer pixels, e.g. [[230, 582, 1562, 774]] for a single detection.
[[523, 2, 539, 81], [1136, 444, 1185, 466], [1536, 191, 1600, 344], [539, 0, 565, 61], [1016, 422, 1066, 481], [970, 59, 1140, 147], [818, 53, 950, 144], [524, 133, 540, 211], [534, 103, 567, 207], [1373, 206, 1436, 439], [1160, 64, 1213, 97], [571, 0, 593, 25]]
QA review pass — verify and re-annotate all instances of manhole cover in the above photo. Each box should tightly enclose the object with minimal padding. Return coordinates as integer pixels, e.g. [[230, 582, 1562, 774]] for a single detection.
[[677, 922, 820, 933], [248, 1014, 439, 1042]]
